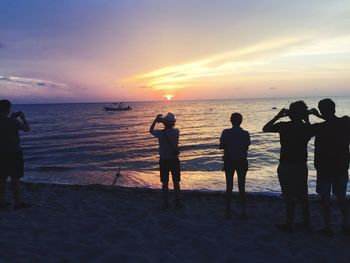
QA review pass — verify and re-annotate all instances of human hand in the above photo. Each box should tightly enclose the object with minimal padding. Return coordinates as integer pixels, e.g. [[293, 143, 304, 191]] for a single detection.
[[309, 108, 321, 117], [276, 108, 288, 119], [155, 114, 163, 122]]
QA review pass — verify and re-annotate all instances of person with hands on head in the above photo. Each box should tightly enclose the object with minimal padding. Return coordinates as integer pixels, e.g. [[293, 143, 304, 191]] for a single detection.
[[0, 99, 31, 211], [150, 112, 182, 209], [263, 101, 314, 233], [309, 99, 350, 237]]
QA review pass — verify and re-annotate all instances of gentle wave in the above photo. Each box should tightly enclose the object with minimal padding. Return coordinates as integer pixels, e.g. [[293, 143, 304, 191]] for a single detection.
[[14, 97, 350, 194]]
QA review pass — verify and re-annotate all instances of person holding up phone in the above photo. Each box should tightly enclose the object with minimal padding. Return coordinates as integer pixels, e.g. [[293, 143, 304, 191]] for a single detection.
[[0, 99, 31, 210], [150, 112, 182, 209], [263, 101, 314, 233]]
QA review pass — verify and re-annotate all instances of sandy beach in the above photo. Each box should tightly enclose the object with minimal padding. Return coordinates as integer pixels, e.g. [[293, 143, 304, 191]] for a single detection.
[[0, 183, 349, 263]]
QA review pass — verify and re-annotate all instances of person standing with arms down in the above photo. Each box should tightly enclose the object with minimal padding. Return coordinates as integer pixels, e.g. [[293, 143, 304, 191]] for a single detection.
[[0, 99, 31, 210], [263, 101, 313, 233], [220, 113, 251, 219], [150, 112, 182, 209], [310, 99, 350, 237]]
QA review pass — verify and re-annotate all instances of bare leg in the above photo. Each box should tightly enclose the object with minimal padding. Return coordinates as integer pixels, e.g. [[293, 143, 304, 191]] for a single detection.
[[297, 177, 310, 230], [225, 170, 234, 219], [316, 195, 334, 237], [173, 181, 182, 208], [320, 195, 331, 230], [161, 182, 169, 208], [286, 192, 296, 227], [337, 196, 348, 231], [0, 176, 6, 207], [297, 194, 311, 231], [277, 171, 294, 232], [237, 170, 247, 218], [10, 177, 20, 206], [10, 178, 31, 210]]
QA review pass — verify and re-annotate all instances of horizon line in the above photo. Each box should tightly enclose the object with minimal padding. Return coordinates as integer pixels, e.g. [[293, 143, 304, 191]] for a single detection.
[[11, 94, 350, 105]]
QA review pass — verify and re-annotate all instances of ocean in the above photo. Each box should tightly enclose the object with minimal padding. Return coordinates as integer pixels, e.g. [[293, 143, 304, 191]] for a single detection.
[[12, 97, 350, 195]]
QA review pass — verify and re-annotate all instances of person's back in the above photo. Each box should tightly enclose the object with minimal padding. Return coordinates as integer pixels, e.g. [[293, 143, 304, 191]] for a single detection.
[[314, 116, 350, 171], [275, 121, 313, 164], [221, 127, 250, 161], [0, 116, 22, 153], [151, 127, 180, 160]]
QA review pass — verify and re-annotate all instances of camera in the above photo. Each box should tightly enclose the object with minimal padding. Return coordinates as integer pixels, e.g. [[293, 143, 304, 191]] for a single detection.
[[283, 109, 289, 116], [156, 114, 164, 123], [11, 111, 24, 118]]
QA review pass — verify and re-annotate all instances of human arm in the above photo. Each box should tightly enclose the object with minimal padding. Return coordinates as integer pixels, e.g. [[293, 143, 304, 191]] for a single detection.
[[219, 130, 225, 150], [262, 109, 287, 132], [149, 114, 163, 134], [247, 132, 251, 148], [19, 112, 30, 131], [12, 112, 30, 132], [309, 108, 325, 120]]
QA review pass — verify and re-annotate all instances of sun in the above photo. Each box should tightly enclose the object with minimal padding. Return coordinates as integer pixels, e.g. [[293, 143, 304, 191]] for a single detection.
[[164, 94, 174, 101]]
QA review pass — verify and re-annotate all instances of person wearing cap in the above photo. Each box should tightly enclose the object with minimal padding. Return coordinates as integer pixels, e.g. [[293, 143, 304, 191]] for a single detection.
[[220, 113, 251, 219], [150, 112, 181, 209]]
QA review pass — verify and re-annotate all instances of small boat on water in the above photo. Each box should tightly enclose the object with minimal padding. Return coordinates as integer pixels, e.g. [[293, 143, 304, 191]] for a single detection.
[[103, 106, 132, 111], [103, 103, 132, 111]]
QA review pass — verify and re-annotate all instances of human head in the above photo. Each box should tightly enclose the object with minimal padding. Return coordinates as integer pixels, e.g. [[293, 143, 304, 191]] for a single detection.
[[288, 100, 308, 121], [0, 99, 11, 116], [230, 112, 243, 127], [318, 98, 336, 119], [163, 112, 176, 128]]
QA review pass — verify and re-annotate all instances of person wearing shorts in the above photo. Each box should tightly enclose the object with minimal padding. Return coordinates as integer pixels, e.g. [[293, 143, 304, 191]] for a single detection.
[[0, 99, 31, 210], [150, 112, 181, 209], [220, 113, 250, 219], [311, 98, 350, 236], [263, 101, 314, 233]]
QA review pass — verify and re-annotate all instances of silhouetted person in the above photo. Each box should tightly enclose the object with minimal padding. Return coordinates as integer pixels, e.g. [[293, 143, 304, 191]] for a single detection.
[[0, 100, 31, 210], [263, 101, 313, 233], [150, 112, 181, 209], [220, 113, 250, 219], [310, 99, 350, 237]]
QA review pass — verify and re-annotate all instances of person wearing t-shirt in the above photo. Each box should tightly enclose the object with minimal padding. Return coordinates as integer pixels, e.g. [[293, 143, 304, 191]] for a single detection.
[[150, 112, 181, 209], [220, 113, 251, 219], [0, 99, 31, 210], [263, 101, 313, 233], [310, 99, 350, 236]]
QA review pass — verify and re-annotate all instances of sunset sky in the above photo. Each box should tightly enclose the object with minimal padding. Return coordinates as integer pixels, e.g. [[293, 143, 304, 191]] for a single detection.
[[1, 0, 350, 103]]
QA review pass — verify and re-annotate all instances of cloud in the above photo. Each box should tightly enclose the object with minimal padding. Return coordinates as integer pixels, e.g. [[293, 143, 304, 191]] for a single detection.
[[0, 76, 72, 99], [131, 35, 350, 93], [132, 37, 308, 91], [0, 76, 67, 87], [269, 87, 278, 90]]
